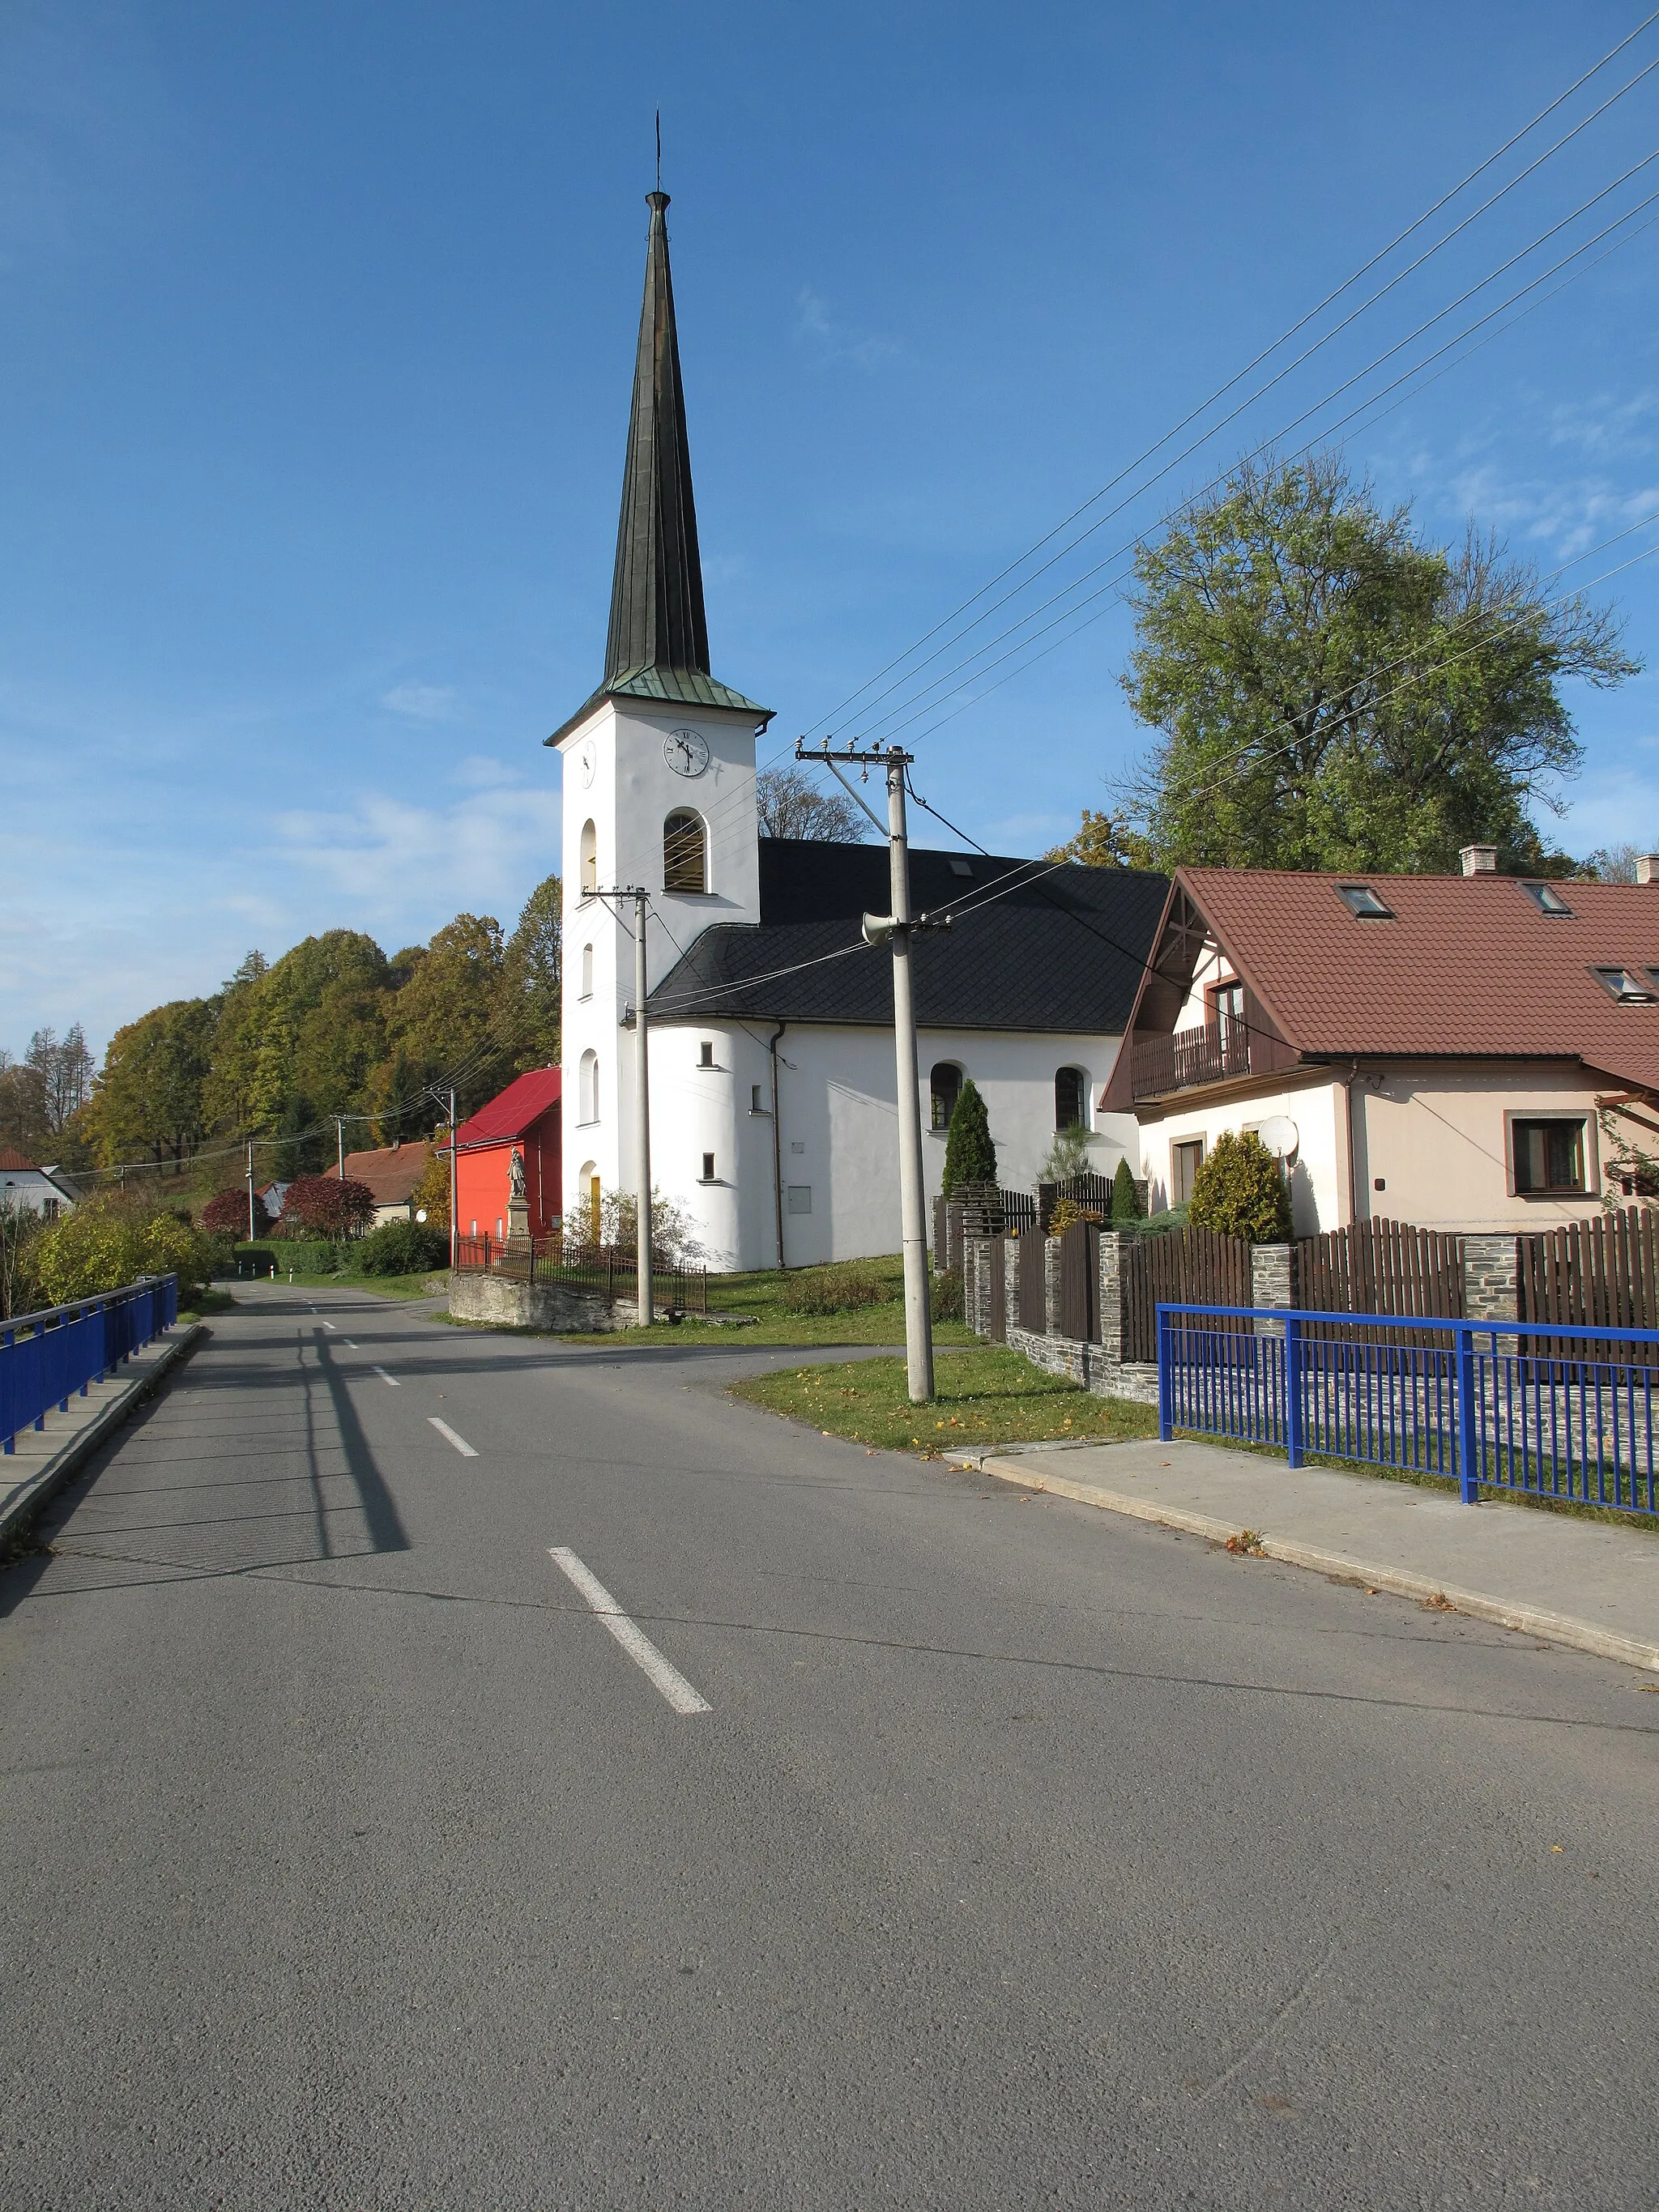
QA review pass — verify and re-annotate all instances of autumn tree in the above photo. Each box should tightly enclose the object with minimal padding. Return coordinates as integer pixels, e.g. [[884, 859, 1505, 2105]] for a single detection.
[[203, 1187, 270, 1238], [501, 873, 561, 1074], [86, 999, 215, 1171], [1115, 451, 1638, 874], [286, 1175, 377, 1238], [757, 765, 865, 842]]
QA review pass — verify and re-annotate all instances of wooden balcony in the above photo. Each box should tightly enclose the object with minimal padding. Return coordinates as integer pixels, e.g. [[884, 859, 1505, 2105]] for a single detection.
[[1129, 1021, 1252, 1101]]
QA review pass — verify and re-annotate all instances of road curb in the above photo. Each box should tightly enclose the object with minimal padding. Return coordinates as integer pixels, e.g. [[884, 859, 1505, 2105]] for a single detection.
[[949, 1446, 1659, 1677], [0, 1323, 206, 1549]]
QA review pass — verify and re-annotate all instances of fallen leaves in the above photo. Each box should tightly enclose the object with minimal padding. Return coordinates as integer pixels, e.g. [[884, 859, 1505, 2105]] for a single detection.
[[1226, 1529, 1266, 1557], [1420, 1592, 1455, 1613]]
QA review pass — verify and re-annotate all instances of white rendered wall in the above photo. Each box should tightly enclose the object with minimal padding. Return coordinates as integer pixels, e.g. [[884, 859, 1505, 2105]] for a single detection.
[[648, 1021, 1137, 1270], [1141, 1078, 1346, 1235], [1351, 1064, 1610, 1230]]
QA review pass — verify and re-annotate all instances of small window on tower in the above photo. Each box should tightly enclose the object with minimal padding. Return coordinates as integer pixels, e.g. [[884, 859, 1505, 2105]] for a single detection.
[[701, 1153, 716, 1183], [579, 943, 593, 999], [699, 1040, 714, 1068], [579, 820, 598, 899]]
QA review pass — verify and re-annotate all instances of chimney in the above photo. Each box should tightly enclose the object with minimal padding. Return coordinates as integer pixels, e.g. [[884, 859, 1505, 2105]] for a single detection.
[[1637, 855, 1659, 885], [1460, 845, 1499, 876]]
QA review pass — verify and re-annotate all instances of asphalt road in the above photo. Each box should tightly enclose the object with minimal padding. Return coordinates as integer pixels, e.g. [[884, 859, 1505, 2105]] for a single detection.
[[2, 1285, 1657, 2210]]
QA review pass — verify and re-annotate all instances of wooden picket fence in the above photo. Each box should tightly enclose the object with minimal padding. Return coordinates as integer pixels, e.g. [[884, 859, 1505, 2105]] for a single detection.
[[1295, 1217, 1465, 1344], [1519, 1206, 1659, 1332], [1120, 1226, 1252, 1363]]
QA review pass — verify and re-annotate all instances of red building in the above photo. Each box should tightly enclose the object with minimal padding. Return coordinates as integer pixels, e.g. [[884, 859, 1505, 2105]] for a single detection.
[[454, 1068, 561, 1244]]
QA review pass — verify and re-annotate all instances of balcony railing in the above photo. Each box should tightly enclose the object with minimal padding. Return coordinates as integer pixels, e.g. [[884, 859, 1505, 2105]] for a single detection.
[[1130, 1022, 1251, 1101]]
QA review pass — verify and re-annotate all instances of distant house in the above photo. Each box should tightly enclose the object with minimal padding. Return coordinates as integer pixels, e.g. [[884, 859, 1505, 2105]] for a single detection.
[[454, 1070, 561, 1244], [322, 1140, 434, 1228], [0, 1148, 78, 1221], [1102, 849, 1659, 1234], [258, 1181, 291, 1222]]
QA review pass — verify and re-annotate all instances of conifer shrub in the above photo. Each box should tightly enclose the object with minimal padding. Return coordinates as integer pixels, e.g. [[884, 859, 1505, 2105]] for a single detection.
[[940, 1078, 996, 1196], [1111, 1157, 1144, 1225], [1187, 1131, 1291, 1242]]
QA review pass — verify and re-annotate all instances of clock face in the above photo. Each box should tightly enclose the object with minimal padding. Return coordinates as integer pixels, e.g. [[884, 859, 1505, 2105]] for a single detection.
[[663, 727, 710, 778], [577, 739, 596, 787]]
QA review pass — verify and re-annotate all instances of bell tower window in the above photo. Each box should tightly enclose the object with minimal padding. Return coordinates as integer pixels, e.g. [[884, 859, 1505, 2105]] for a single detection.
[[663, 810, 707, 893], [579, 820, 598, 899]]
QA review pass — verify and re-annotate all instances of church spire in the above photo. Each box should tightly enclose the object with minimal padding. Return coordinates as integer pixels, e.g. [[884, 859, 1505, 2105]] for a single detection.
[[547, 190, 770, 747], [605, 190, 710, 685]]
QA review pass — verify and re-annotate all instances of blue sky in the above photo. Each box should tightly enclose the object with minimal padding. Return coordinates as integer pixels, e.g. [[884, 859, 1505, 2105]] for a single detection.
[[5, 0, 1659, 1055]]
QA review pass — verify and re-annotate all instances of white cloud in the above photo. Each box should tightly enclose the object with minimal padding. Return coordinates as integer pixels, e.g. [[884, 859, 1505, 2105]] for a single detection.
[[794, 285, 901, 372], [271, 781, 563, 918], [381, 682, 460, 722]]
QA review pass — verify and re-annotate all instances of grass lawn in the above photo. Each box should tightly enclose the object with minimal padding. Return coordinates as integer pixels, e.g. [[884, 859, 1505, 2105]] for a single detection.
[[553, 1251, 977, 1349], [245, 1269, 444, 1302], [731, 1345, 1159, 1454]]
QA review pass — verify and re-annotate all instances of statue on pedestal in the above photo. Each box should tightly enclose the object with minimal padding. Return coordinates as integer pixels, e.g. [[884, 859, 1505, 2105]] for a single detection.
[[505, 1146, 532, 1254]]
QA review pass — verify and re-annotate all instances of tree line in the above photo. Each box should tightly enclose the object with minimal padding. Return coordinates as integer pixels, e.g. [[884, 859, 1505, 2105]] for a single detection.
[[1, 876, 561, 1192]]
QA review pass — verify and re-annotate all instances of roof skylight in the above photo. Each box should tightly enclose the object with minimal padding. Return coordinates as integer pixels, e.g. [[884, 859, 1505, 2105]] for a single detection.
[[949, 857, 974, 879], [1593, 966, 1657, 1004], [1337, 884, 1392, 919], [1521, 881, 1574, 916]]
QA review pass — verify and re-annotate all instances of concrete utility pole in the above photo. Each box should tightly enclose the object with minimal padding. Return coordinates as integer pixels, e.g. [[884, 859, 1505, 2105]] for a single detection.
[[599, 886, 655, 1326], [246, 1140, 256, 1244], [335, 1117, 346, 1182], [796, 740, 949, 1404], [448, 1087, 458, 1269]]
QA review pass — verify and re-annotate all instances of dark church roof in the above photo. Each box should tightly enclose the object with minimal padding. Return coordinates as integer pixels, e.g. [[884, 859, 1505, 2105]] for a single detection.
[[646, 840, 1169, 1034], [548, 192, 769, 748]]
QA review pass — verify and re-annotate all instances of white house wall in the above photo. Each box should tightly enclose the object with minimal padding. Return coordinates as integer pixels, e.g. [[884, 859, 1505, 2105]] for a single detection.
[[1141, 1078, 1346, 1236], [648, 1021, 1137, 1271]]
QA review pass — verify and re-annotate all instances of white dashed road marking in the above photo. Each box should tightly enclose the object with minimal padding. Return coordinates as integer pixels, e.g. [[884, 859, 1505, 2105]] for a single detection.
[[548, 1548, 712, 1716], [373, 1366, 399, 1387], [429, 1417, 478, 1458]]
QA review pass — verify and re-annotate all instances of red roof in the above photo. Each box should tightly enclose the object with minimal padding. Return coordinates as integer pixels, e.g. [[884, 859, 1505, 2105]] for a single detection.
[[455, 1068, 562, 1147], [1172, 867, 1659, 1092], [0, 1147, 40, 1172], [322, 1140, 433, 1206]]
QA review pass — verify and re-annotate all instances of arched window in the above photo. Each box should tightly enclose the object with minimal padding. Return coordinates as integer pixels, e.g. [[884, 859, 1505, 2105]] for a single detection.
[[663, 809, 707, 893], [1055, 1066, 1087, 1132], [579, 820, 597, 898], [579, 942, 593, 999], [577, 1161, 599, 1245], [578, 1048, 599, 1124], [930, 1062, 963, 1133]]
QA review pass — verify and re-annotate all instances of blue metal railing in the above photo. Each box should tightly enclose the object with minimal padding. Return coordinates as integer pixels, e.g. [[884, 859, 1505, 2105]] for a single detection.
[[1, 1275, 179, 1457], [1158, 1302, 1659, 1518]]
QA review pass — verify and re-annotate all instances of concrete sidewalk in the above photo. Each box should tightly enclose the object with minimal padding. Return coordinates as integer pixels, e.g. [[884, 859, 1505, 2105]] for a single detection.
[[1, 1323, 203, 1545], [948, 1435, 1659, 1673]]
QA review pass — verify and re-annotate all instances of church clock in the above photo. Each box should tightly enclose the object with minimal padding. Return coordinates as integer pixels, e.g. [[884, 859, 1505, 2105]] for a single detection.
[[663, 728, 710, 778]]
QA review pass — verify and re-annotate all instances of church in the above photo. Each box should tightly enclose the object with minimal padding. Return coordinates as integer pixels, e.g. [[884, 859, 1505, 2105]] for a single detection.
[[548, 191, 1167, 1271]]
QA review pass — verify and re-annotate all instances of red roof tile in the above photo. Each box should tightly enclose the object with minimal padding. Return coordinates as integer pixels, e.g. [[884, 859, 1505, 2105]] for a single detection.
[[1176, 867, 1659, 1091], [322, 1141, 433, 1206], [0, 1147, 40, 1172], [455, 1068, 561, 1147]]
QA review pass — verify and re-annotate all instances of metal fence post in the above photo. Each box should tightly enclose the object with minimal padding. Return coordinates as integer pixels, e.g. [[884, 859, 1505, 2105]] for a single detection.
[[1157, 1306, 1173, 1441], [1286, 1315, 1304, 1468], [2, 1325, 14, 1455], [1456, 1320, 1480, 1504]]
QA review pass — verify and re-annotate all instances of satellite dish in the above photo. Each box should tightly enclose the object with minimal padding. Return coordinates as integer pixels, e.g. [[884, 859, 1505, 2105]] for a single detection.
[[1257, 1115, 1299, 1160], [415, 1208, 428, 1223]]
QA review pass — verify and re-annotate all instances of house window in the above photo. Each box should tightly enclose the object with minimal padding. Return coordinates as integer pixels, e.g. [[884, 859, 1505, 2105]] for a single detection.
[[1210, 980, 1245, 1039], [750, 1084, 765, 1112], [1337, 884, 1392, 919], [1171, 1137, 1205, 1205], [663, 810, 707, 893], [1512, 1118, 1587, 1196], [787, 1185, 812, 1214], [578, 1048, 599, 1124], [930, 1062, 963, 1132], [1593, 966, 1657, 1004], [579, 819, 597, 899], [701, 1153, 716, 1183], [579, 943, 593, 999], [1054, 1066, 1087, 1132], [699, 1040, 714, 1068], [1521, 881, 1573, 916]]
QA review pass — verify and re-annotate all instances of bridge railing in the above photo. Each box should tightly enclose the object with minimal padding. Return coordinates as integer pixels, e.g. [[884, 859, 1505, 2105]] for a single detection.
[[1, 1276, 179, 1456]]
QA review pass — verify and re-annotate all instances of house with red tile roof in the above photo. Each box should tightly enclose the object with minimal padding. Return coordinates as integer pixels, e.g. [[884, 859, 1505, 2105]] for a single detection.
[[321, 1140, 434, 1226], [454, 1069, 561, 1246], [0, 1148, 78, 1220], [1101, 847, 1659, 1234]]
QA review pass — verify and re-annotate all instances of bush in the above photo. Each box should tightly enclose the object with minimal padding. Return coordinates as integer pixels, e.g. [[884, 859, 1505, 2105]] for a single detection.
[[1041, 1122, 1092, 1181], [1047, 1198, 1103, 1234], [930, 1266, 964, 1322], [1188, 1131, 1292, 1242], [940, 1078, 996, 1196], [356, 1219, 449, 1276], [1111, 1157, 1144, 1225], [204, 1187, 270, 1238], [29, 1195, 215, 1307], [775, 1260, 891, 1315], [285, 1175, 377, 1239]]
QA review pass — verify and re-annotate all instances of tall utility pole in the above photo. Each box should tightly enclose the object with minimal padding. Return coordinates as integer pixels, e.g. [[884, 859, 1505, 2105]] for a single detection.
[[796, 740, 947, 1403], [246, 1140, 256, 1243], [335, 1117, 346, 1182]]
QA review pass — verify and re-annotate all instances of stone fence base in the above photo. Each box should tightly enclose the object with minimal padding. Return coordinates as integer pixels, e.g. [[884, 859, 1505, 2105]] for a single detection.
[[449, 1272, 636, 1332], [1005, 1323, 1160, 1405]]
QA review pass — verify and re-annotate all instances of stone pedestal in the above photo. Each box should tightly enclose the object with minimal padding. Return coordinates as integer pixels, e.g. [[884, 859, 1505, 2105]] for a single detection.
[[503, 1196, 532, 1258]]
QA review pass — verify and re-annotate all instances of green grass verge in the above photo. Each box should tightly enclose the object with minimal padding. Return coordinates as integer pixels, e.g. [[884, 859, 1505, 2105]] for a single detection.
[[511, 1251, 974, 1349], [731, 1345, 1159, 1453], [258, 1268, 442, 1301]]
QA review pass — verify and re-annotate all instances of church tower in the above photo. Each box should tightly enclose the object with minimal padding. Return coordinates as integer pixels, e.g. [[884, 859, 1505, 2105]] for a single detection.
[[548, 190, 771, 1244]]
